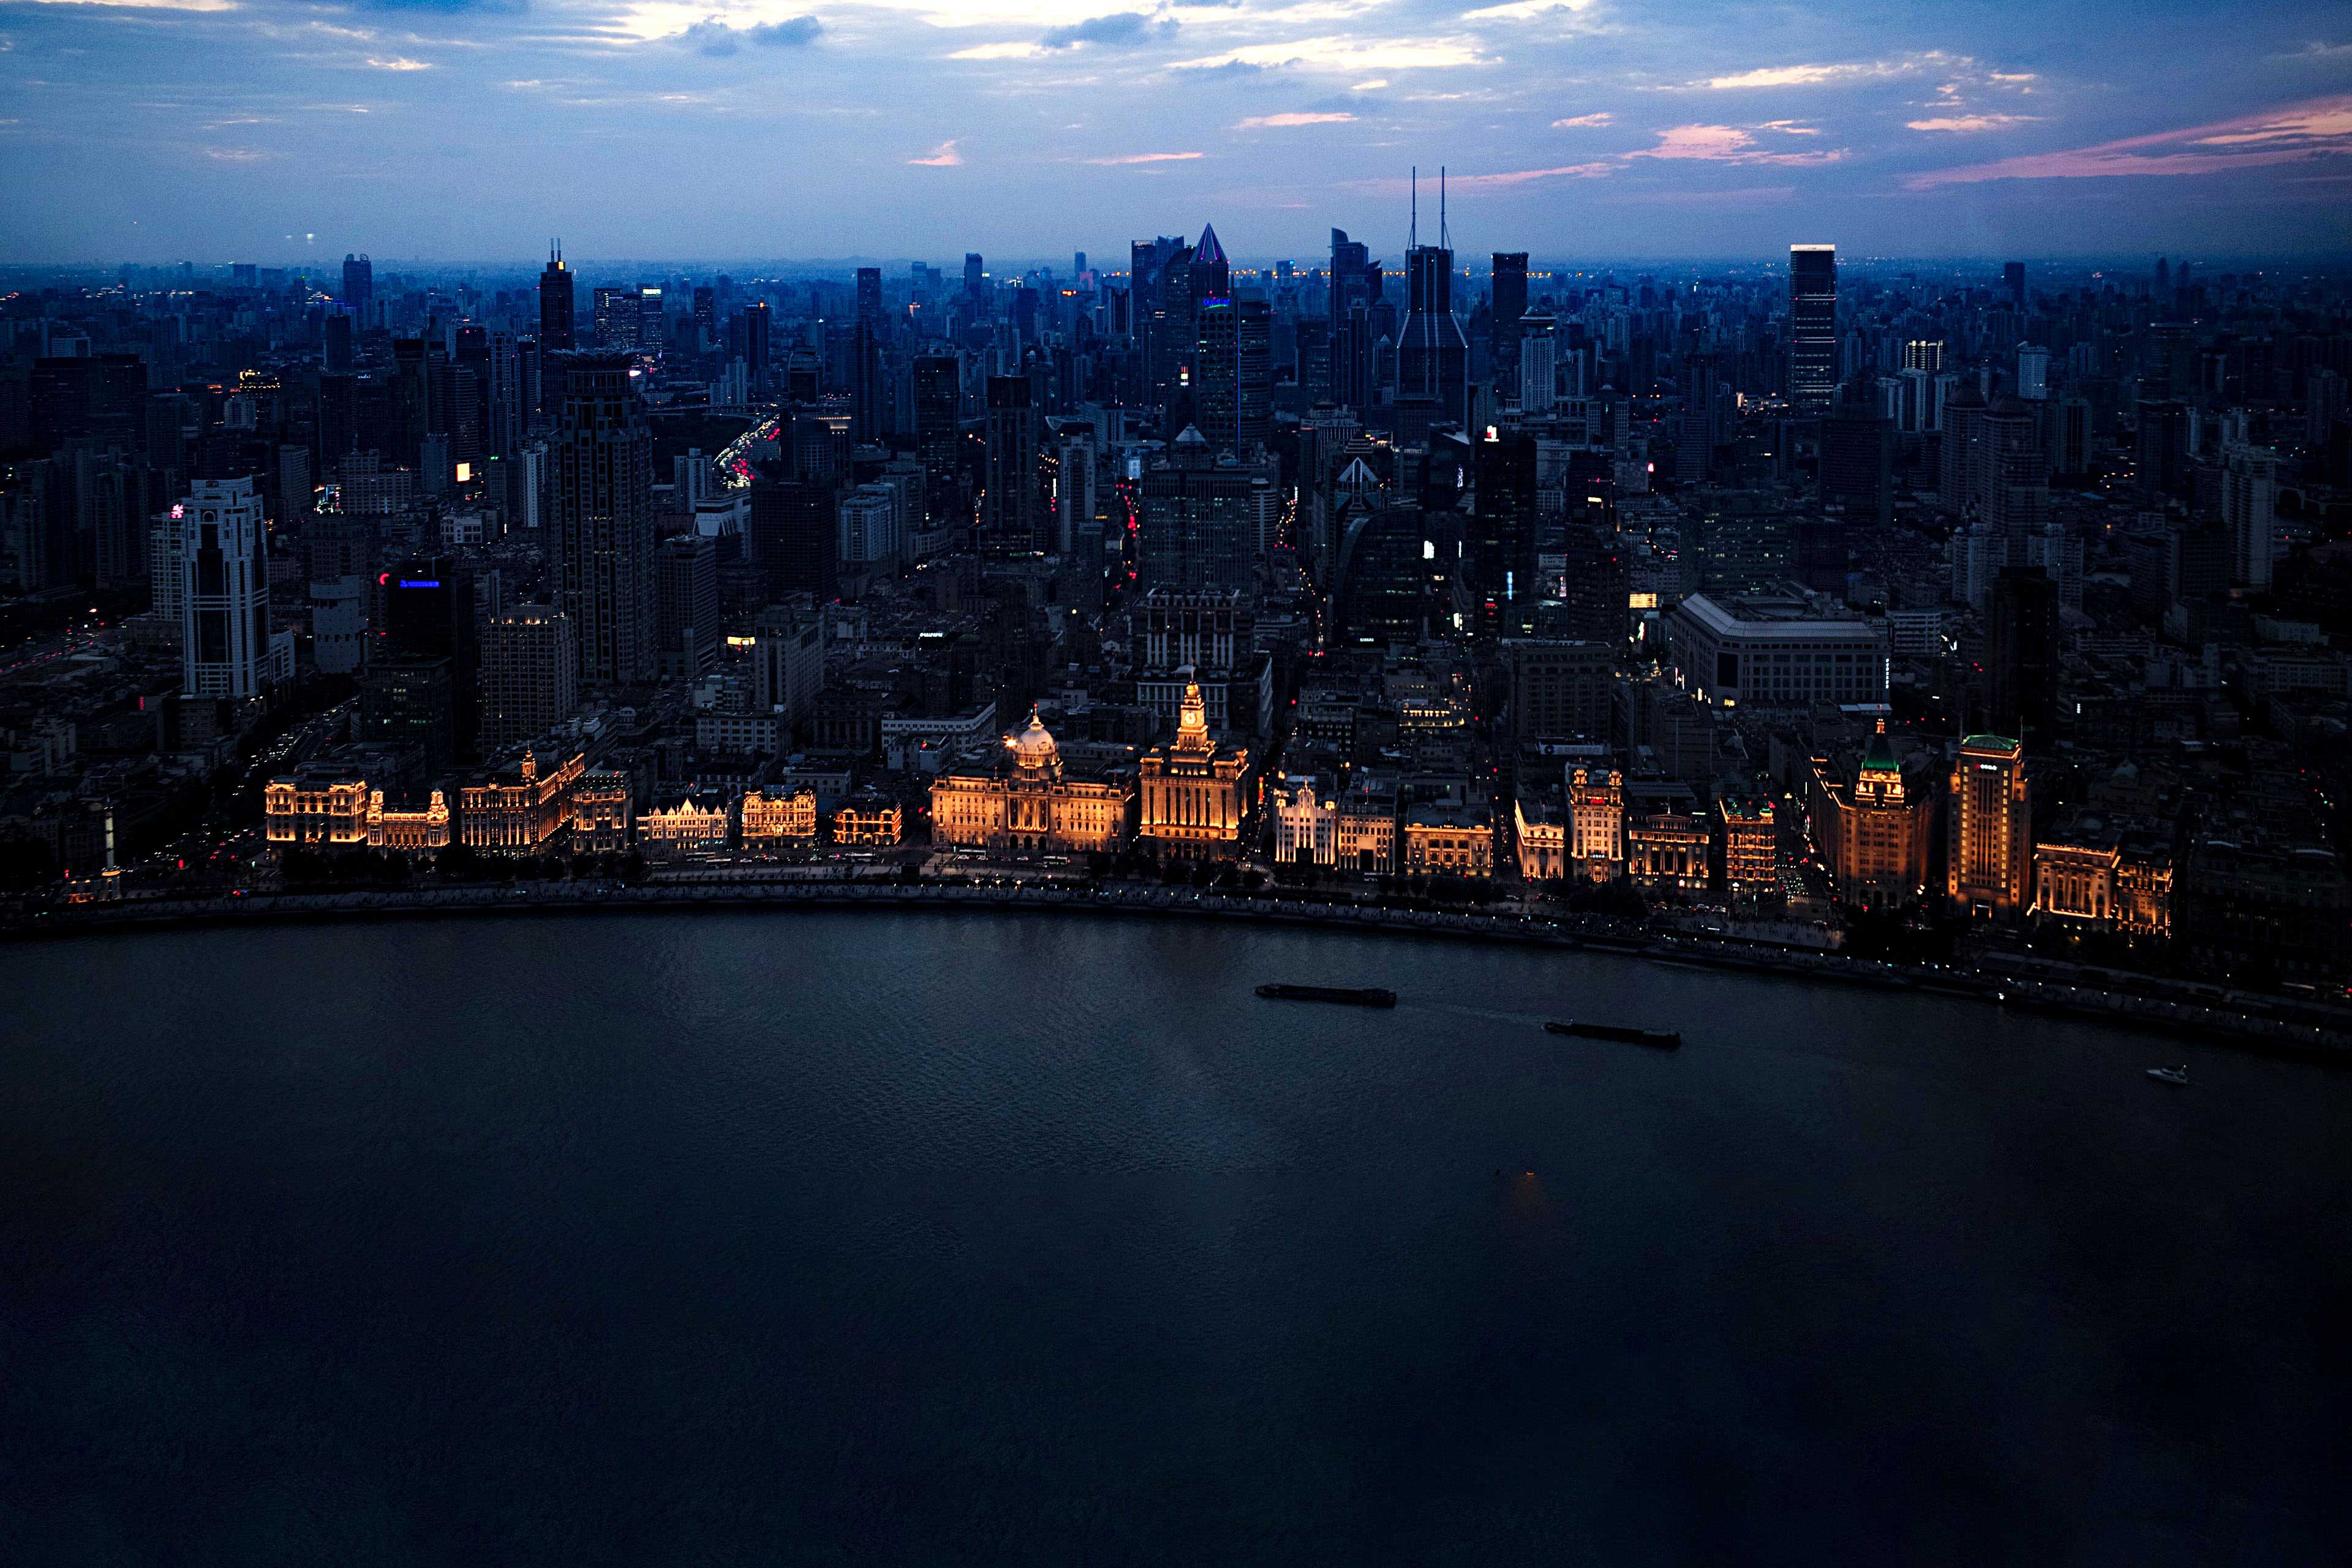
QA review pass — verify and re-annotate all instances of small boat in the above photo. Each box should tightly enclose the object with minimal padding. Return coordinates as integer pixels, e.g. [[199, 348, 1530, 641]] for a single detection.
[[1547, 1020, 1681, 1050], [1256, 983, 1398, 1008], [2146, 1065, 2190, 1085]]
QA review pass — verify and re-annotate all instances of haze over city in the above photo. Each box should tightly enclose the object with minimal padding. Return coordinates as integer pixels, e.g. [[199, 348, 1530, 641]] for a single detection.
[[3, 0, 2351, 261]]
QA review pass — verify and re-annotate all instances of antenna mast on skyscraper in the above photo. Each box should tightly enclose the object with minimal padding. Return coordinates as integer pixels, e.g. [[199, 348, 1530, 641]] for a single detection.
[[1409, 166, 1418, 250], [1439, 167, 1450, 251]]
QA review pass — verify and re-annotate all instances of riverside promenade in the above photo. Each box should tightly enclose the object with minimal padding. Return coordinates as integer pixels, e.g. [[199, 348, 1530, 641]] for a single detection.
[[12, 873, 2350, 1059]]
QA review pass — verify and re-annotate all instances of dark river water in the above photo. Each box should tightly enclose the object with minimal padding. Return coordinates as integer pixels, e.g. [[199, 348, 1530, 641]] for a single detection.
[[3, 912, 2348, 1564]]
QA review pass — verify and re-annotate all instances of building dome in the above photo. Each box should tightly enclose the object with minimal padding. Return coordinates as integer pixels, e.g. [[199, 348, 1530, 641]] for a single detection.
[[1008, 712, 1061, 772]]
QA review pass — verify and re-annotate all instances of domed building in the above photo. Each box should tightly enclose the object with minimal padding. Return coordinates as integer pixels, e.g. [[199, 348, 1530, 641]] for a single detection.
[[929, 711, 1135, 856]]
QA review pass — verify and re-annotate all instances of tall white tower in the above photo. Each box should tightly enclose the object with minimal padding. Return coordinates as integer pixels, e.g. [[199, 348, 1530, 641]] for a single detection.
[[179, 476, 291, 699]]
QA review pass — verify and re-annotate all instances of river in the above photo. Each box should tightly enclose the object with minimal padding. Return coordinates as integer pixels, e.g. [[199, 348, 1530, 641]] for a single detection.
[[3, 911, 2346, 1563]]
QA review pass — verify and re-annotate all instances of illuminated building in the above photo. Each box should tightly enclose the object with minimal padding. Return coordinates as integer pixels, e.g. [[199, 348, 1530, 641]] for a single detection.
[[1403, 804, 1493, 878], [461, 747, 585, 855], [830, 794, 903, 846], [1787, 243, 1838, 414], [1569, 767, 1624, 882], [741, 785, 820, 850], [1627, 812, 1709, 894], [1138, 682, 1253, 861], [1272, 774, 1338, 867], [1808, 722, 1933, 910], [1947, 735, 2029, 919], [1715, 796, 1779, 898], [641, 798, 731, 859], [570, 771, 631, 856], [1512, 793, 1566, 881], [1335, 774, 1399, 873], [930, 712, 1134, 856], [368, 789, 451, 854], [2034, 816, 2171, 938], [264, 764, 371, 847]]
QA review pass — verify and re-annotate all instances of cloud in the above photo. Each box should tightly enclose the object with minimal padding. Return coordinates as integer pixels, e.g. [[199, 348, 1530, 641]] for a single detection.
[[14, 0, 235, 9], [1235, 111, 1355, 128], [1905, 93, 2352, 188], [366, 56, 433, 70], [1039, 12, 1169, 50], [1461, 0, 1596, 18], [1626, 123, 1847, 165], [1705, 62, 1881, 90], [1084, 150, 1202, 164], [908, 138, 962, 166], [1174, 37, 1482, 73], [948, 41, 1041, 59], [1906, 114, 2037, 134], [683, 13, 818, 53], [1551, 111, 1611, 127], [1350, 79, 1386, 91], [1444, 160, 1615, 188]]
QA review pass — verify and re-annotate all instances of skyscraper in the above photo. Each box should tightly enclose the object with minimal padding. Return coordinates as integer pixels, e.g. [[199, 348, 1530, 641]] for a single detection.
[[1490, 252, 1528, 394], [1948, 734, 2029, 920], [341, 253, 373, 322], [381, 554, 479, 758], [911, 352, 962, 526], [538, 244, 575, 417], [851, 266, 884, 442], [1396, 181, 1469, 433], [747, 475, 838, 603], [1193, 295, 1270, 457], [549, 352, 657, 685], [594, 288, 641, 352], [1787, 243, 1838, 414], [963, 253, 985, 306], [478, 606, 579, 750], [177, 476, 292, 699], [982, 375, 1042, 553]]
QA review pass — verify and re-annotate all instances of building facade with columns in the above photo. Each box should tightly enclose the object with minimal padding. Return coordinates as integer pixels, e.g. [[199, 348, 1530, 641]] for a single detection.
[[930, 712, 1134, 856], [1137, 682, 1253, 861]]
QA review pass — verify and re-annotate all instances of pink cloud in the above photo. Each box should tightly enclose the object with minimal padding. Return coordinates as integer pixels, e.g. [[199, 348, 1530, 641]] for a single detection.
[[1085, 151, 1204, 165], [1235, 112, 1356, 129], [1626, 124, 1847, 166], [908, 140, 962, 167], [1550, 111, 1611, 128], [1906, 93, 2352, 188]]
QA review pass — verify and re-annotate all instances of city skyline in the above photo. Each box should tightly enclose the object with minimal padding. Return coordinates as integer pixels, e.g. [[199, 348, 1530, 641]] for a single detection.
[[2, 1, 2350, 262]]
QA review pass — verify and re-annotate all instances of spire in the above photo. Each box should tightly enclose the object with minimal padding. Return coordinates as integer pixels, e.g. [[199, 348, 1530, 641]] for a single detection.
[[1194, 223, 1225, 268], [1439, 166, 1449, 251], [1409, 166, 1419, 250]]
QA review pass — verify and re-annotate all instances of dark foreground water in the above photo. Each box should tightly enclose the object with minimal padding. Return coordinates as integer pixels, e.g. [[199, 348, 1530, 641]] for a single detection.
[[3, 913, 2348, 1565]]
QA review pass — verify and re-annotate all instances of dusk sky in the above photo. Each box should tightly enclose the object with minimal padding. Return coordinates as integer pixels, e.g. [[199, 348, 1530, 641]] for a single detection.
[[2, 0, 2348, 265]]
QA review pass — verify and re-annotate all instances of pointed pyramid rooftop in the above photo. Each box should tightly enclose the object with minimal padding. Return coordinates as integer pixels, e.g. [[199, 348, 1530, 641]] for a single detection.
[[1861, 718, 1899, 775], [1194, 224, 1226, 267]]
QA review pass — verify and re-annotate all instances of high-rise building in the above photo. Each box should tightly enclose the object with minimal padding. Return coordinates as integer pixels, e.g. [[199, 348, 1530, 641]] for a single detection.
[[341, 253, 373, 322], [177, 477, 292, 699], [1820, 401, 1894, 526], [2222, 442, 2278, 588], [538, 244, 575, 417], [1397, 225, 1469, 433], [1808, 721, 1932, 911], [1490, 252, 1528, 394], [851, 266, 884, 443], [1137, 427, 1253, 592], [1327, 228, 1381, 411], [963, 253, 986, 304], [1471, 429, 1538, 631], [1193, 295, 1270, 456], [1986, 567, 2057, 737], [2003, 260, 2026, 308], [982, 375, 1042, 553], [752, 603, 823, 727], [655, 532, 718, 679], [1137, 680, 1253, 862], [1518, 311, 1556, 413], [2135, 398, 2192, 507], [1787, 244, 1838, 414], [1948, 734, 2029, 920], [911, 352, 962, 527], [594, 287, 641, 353], [747, 475, 838, 603], [549, 352, 657, 684], [478, 606, 579, 750], [381, 556, 478, 758]]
